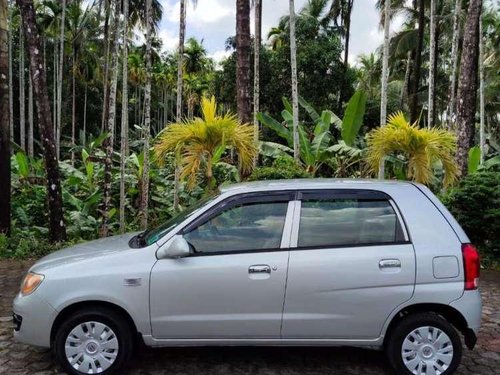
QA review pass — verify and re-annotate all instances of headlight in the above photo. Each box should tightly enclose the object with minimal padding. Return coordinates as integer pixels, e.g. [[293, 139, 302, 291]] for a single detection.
[[20, 272, 45, 296]]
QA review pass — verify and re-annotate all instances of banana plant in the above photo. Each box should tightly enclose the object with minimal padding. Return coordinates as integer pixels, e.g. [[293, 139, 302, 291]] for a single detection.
[[257, 91, 367, 175]]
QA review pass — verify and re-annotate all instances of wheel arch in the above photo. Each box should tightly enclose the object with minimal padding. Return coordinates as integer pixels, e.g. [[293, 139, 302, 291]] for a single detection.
[[383, 303, 469, 348], [50, 300, 140, 346]]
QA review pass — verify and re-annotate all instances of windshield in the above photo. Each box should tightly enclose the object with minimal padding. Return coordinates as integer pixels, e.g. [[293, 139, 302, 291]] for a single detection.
[[142, 194, 217, 246]]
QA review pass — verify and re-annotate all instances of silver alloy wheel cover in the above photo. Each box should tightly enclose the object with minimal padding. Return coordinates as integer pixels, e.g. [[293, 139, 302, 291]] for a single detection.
[[401, 326, 454, 375], [65, 321, 119, 374]]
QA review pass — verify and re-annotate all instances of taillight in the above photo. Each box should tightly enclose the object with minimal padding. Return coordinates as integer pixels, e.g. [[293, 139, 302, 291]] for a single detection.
[[462, 243, 480, 290]]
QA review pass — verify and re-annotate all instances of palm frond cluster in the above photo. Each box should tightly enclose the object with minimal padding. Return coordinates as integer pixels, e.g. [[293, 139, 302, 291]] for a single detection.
[[155, 97, 257, 189], [367, 112, 458, 186]]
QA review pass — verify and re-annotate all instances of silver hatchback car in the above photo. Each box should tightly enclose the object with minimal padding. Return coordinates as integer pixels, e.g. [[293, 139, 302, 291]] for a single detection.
[[13, 179, 481, 375]]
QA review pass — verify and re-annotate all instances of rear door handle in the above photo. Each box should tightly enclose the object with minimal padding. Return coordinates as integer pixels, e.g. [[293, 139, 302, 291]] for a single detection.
[[379, 259, 401, 269], [249, 265, 271, 274]]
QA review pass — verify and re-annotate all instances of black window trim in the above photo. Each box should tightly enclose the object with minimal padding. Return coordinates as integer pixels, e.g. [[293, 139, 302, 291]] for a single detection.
[[180, 191, 295, 257], [293, 188, 412, 250]]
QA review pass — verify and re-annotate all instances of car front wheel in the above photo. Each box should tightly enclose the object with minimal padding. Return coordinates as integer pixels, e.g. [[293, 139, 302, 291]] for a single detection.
[[53, 307, 133, 375], [386, 312, 463, 375]]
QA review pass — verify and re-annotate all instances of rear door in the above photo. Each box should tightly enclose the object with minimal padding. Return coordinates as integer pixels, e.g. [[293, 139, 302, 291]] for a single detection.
[[281, 189, 415, 339]]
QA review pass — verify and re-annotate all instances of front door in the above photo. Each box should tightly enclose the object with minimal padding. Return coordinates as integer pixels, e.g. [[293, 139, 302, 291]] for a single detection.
[[282, 189, 416, 339], [150, 193, 293, 339]]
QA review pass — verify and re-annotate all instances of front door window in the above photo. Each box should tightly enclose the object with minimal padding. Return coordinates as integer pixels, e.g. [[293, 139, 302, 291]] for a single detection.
[[184, 201, 289, 254]]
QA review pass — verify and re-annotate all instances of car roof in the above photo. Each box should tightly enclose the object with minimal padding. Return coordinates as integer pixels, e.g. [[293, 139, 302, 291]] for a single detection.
[[220, 178, 414, 194]]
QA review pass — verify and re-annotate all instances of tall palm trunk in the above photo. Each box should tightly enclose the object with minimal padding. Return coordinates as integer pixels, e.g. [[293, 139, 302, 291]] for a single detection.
[[289, 0, 299, 162], [427, 0, 436, 128], [83, 81, 87, 144], [338, 0, 354, 111], [0, 0, 10, 235], [176, 0, 185, 121], [28, 64, 33, 156], [71, 45, 76, 163], [56, 0, 66, 158], [400, 51, 412, 107], [478, 13, 484, 164], [253, 0, 261, 166], [139, 0, 152, 229], [455, 0, 482, 177], [101, 0, 110, 133], [119, 0, 129, 233], [410, 0, 425, 124], [19, 23, 25, 151], [379, 0, 391, 178], [236, 0, 251, 124], [7, 0, 12, 145], [99, 3, 120, 238], [173, 0, 186, 211], [53, 46, 56, 135], [447, 0, 462, 128], [16, 0, 66, 242]]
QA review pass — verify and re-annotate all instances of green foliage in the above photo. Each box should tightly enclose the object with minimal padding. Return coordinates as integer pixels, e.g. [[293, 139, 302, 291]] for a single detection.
[[441, 172, 500, 266], [248, 157, 310, 181], [213, 4, 353, 118], [258, 92, 367, 175], [341, 91, 368, 146], [468, 146, 481, 174], [479, 155, 500, 172], [0, 233, 69, 260]]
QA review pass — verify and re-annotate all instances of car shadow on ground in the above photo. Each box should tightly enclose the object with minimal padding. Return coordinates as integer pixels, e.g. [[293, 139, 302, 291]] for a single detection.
[[127, 345, 392, 375]]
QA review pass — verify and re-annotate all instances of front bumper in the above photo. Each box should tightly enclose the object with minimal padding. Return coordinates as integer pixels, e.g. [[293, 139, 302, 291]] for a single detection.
[[12, 292, 57, 348]]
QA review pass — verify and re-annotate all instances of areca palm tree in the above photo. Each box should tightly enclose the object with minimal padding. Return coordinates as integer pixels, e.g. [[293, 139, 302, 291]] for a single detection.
[[379, 0, 391, 178], [455, 0, 482, 177], [447, 0, 463, 127], [138, 0, 153, 229], [289, 0, 299, 162], [155, 96, 257, 191], [366, 112, 458, 187], [66, 0, 98, 162], [0, 0, 10, 234], [236, 0, 251, 124], [253, 0, 261, 166], [174, 0, 197, 211]]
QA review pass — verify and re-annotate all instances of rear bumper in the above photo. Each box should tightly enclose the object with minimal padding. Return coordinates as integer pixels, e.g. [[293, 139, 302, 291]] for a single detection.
[[450, 289, 482, 349]]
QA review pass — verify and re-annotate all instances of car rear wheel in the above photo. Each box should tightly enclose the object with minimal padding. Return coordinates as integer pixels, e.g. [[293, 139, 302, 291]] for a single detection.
[[53, 307, 133, 375], [386, 312, 462, 375]]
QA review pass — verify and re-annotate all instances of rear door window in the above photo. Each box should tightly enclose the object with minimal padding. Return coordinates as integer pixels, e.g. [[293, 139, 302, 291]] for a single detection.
[[298, 191, 406, 248]]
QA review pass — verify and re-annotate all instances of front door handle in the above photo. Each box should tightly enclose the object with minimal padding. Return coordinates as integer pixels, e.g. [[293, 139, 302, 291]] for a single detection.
[[379, 259, 401, 269], [249, 265, 271, 274]]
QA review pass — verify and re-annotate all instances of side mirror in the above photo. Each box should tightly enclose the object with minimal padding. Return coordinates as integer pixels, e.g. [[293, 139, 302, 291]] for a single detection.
[[158, 235, 191, 259]]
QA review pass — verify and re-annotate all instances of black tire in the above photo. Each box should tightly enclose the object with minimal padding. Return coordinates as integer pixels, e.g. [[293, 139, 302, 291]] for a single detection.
[[53, 307, 134, 375], [386, 312, 462, 375]]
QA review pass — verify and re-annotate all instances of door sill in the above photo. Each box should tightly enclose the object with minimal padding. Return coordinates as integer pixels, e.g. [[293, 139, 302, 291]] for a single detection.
[[142, 336, 383, 348]]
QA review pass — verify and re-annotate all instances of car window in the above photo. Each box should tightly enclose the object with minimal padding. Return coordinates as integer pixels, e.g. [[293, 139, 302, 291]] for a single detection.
[[143, 194, 217, 246], [298, 198, 404, 248], [183, 201, 288, 254]]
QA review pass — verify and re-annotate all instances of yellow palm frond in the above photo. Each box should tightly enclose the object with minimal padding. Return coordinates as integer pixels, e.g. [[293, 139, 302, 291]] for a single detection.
[[201, 96, 217, 123], [366, 112, 458, 187]]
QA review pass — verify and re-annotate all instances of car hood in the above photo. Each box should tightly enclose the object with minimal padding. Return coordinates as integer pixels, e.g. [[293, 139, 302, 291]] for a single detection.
[[31, 232, 141, 272]]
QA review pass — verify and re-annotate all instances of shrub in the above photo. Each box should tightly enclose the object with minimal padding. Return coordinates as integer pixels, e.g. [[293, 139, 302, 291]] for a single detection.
[[441, 172, 500, 266], [248, 157, 310, 181], [0, 233, 69, 260]]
